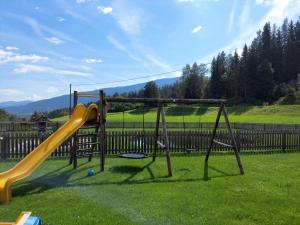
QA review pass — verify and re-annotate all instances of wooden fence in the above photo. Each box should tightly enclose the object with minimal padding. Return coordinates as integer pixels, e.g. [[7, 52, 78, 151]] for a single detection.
[[1, 129, 299, 159]]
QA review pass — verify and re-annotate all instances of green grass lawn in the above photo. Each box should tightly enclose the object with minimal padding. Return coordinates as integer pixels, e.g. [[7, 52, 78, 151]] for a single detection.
[[52, 104, 300, 124], [1, 153, 300, 225]]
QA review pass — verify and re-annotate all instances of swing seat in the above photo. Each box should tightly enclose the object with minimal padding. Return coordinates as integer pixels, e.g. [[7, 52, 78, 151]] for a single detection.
[[117, 153, 149, 159]]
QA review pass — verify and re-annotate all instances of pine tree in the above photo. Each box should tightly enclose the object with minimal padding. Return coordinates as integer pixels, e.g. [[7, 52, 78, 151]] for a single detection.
[[184, 63, 206, 99], [239, 44, 249, 100], [143, 81, 159, 99], [255, 60, 274, 102]]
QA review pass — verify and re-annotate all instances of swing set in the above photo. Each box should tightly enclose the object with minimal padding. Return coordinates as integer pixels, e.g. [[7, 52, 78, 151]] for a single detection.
[[69, 90, 244, 179]]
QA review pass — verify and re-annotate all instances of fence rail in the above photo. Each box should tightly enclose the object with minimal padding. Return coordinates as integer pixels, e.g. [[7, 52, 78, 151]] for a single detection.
[[1, 121, 300, 131], [1, 129, 299, 159]]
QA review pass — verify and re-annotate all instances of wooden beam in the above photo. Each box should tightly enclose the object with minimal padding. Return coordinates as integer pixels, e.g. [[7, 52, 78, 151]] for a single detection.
[[105, 97, 226, 105], [153, 106, 161, 162], [161, 105, 173, 177], [99, 90, 106, 172], [222, 106, 244, 175], [204, 103, 224, 180], [76, 93, 100, 98]]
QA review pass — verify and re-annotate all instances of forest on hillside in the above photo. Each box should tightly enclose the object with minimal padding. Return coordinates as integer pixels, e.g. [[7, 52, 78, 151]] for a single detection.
[[121, 17, 300, 105]]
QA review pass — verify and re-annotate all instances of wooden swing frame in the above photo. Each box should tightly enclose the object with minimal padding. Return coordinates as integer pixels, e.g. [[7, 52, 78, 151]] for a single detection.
[[70, 90, 244, 179]]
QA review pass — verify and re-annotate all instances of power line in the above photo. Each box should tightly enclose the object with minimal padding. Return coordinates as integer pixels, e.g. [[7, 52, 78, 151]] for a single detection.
[[72, 69, 182, 87], [72, 62, 211, 87]]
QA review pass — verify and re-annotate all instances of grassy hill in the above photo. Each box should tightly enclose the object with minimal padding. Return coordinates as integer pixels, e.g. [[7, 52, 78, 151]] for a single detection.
[[52, 104, 300, 124]]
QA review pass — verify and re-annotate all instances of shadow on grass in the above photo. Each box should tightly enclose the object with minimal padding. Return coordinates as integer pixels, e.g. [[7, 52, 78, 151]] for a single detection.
[[206, 166, 240, 179], [195, 107, 209, 116], [165, 106, 196, 116], [225, 105, 256, 115], [13, 160, 241, 198], [13, 163, 87, 198], [128, 107, 153, 115], [110, 165, 144, 174]]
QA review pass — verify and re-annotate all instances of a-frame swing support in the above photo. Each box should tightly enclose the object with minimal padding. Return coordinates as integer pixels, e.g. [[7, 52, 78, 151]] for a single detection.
[[153, 104, 173, 176], [204, 103, 244, 180]]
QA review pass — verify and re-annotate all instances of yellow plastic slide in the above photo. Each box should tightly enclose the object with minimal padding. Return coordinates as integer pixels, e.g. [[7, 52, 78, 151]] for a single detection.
[[0, 104, 98, 203]]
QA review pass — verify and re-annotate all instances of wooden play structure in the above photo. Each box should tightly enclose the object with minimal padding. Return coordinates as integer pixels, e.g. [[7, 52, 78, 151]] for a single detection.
[[70, 90, 244, 178]]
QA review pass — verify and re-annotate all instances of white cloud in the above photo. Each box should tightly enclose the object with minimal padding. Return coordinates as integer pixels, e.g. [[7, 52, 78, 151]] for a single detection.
[[227, 0, 237, 33], [192, 25, 203, 33], [239, 0, 251, 29], [145, 54, 172, 71], [31, 94, 42, 101], [5, 13, 77, 44], [107, 35, 146, 64], [97, 6, 113, 15], [107, 35, 127, 51], [256, 0, 273, 5], [13, 64, 92, 77], [84, 58, 103, 64], [0, 48, 48, 64], [0, 49, 13, 58], [5, 46, 18, 51], [57, 17, 65, 22], [111, 1, 148, 35], [45, 37, 64, 45], [0, 89, 21, 96], [57, 1, 91, 23]]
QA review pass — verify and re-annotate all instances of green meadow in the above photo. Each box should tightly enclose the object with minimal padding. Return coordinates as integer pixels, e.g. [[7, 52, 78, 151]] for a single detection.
[[1, 154, 300, 225], [52, 104, 300, 124]]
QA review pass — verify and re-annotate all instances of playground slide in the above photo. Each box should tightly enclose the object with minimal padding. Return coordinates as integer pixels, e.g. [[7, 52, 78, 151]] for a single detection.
[[0, 104, 98, 203]]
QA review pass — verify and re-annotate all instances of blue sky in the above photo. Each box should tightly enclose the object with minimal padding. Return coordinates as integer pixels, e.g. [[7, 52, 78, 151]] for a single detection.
[[0, 0, 299, 102]]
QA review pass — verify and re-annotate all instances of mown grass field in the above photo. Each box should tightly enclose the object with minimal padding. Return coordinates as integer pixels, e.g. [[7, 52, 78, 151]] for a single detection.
[[1, 153, 300, 225], [52, 104, 300, 124]]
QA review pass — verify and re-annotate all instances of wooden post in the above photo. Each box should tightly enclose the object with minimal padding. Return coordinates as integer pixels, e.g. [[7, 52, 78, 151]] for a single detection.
[[161, 105, 172, 176], [69, 83, 72, 118], [222, 106, 244, 175], [73, 131, 78, 169], [204, 103, 224, 180], [73, 91, 78, 110], [68, 136, 74, 165], [69, 91, 78, 166], [153, 106, 161, 162], [99, 90, 106, 172]]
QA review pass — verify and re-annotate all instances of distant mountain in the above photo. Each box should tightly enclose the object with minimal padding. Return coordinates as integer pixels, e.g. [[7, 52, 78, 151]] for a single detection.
[[0, 100, 32, 108], [3, 77, 179, 115]]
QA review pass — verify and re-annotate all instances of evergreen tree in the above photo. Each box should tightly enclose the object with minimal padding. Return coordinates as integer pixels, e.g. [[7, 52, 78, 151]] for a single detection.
[[184, 63, 206, 99], [143, 81, 159, 99], [255, 60, 274, 102]]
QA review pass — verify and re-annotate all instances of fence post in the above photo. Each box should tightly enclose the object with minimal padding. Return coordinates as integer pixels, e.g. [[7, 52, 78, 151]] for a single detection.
[[0, 134, 3, 160], [1, 134, 8, 159], [236, 130, 241, 152], [282, 132, 286, 152]]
